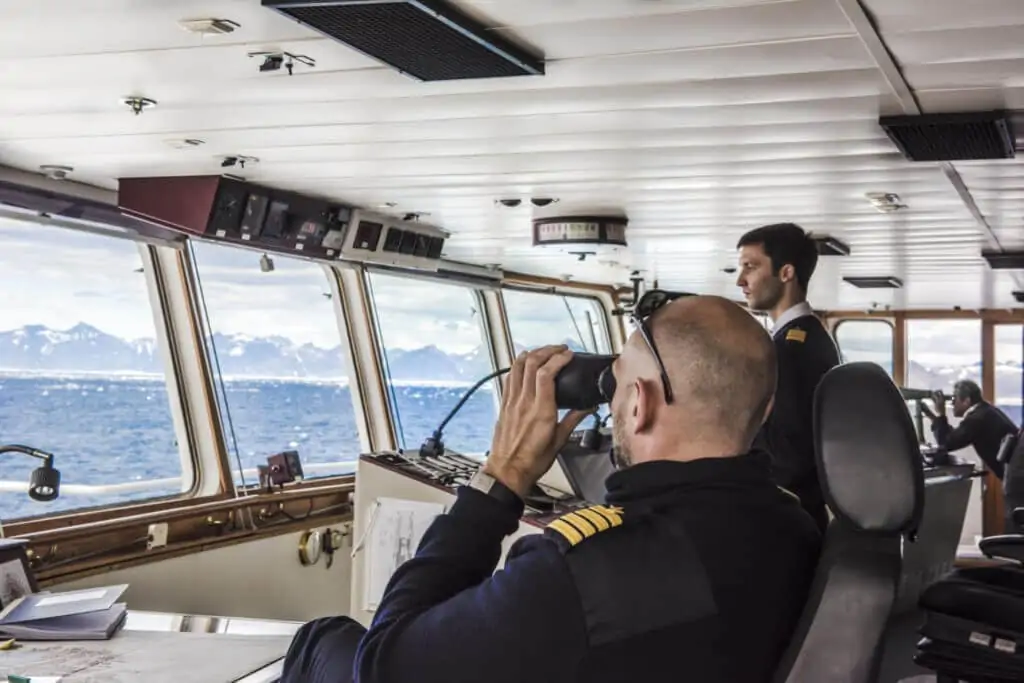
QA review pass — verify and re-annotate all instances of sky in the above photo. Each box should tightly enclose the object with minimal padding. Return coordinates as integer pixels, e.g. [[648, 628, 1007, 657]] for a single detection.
[[1, 215, 1020, 367]]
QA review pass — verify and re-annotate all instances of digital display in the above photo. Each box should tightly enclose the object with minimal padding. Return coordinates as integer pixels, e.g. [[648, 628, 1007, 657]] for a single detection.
[[262, 200, 290, 239], [240, 194, 270, 237], [382, 227, 403, 253]]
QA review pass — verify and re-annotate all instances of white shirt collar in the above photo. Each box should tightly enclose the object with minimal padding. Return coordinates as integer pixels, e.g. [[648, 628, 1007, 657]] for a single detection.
[[964, 402, 980, 417], [771, 302, 814, 336]]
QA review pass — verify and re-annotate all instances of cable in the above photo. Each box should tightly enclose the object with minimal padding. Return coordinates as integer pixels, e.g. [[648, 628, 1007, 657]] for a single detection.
[[188, 241, 249, 495], [420, 367, 510, 458]]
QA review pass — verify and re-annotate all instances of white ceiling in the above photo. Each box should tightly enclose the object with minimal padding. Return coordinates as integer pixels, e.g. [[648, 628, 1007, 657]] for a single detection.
[[0, 0, 1023, 310]]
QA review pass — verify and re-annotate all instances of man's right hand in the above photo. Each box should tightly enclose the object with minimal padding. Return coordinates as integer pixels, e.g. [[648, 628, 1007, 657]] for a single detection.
[[483, 346, 589, 498]]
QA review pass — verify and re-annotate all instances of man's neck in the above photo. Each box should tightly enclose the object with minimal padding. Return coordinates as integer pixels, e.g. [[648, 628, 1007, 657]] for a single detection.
[[769, 292, 807, 324]]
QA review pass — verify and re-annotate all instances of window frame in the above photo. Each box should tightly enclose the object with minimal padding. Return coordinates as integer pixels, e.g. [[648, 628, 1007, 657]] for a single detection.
[[498, 284, 616, 358], [833, 318, 896, 376]]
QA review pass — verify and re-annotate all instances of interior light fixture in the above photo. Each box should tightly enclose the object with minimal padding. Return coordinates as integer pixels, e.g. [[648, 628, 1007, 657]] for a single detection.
[[865, 192, 907, 213], [178, 18, 241, 35]]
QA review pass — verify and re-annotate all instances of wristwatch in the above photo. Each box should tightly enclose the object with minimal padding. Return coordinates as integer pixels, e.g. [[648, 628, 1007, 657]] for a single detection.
[[467, 468, 523, 511]]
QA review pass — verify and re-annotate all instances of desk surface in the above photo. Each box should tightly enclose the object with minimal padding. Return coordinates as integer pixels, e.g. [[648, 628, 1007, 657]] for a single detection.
[[1, 609, 302, 683]]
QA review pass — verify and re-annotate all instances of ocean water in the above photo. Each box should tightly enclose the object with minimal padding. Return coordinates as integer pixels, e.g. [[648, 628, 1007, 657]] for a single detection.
[[1, 374, 1021, 522], [0, 375, 497, 520]]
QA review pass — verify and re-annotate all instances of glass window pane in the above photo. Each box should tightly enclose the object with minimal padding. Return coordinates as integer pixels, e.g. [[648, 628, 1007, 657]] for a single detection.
[[367, 273, 496, 457], [996, 325, 1023, 427], [0, 219, 185, 519], [503, 290, 611, 355], [189, 242, 360, 481], [907, 319, 982, 550], [834, 320, 894, 376]]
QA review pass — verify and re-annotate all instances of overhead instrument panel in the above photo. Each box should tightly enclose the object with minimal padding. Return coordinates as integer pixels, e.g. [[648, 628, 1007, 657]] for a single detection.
[[340, 209, 449, 272], [117, 175, 353, 261]]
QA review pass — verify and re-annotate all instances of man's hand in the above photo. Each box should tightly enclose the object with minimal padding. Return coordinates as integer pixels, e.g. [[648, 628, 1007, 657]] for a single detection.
[[931, 390, 947, 418], [483, 346, 590, 498]]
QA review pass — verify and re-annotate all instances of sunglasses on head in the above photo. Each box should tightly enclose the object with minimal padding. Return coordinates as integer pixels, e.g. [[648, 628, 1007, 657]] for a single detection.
[[629, 290, 691, 405]]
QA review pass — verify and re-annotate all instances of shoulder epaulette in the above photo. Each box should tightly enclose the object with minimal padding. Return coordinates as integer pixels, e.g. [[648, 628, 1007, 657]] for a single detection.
[[544, 505, 624, 552], [785, 328, 807, 343]]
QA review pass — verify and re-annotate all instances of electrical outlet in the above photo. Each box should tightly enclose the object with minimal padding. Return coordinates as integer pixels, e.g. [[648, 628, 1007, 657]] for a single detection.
[[147, 522, 169, 550]]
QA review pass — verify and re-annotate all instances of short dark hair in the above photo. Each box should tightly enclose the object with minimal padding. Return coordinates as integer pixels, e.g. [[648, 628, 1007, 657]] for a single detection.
[[954, 379, 983, 404], [736, 223, 819, 291]]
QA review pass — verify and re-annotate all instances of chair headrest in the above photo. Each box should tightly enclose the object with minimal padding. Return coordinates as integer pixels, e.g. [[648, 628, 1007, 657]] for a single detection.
[[997, 431, 1019, 465], [814, 362, 924, 535]]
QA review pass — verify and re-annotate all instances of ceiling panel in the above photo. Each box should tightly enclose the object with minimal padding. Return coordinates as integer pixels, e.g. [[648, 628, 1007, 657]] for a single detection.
[[0, 0, 1020, 310]]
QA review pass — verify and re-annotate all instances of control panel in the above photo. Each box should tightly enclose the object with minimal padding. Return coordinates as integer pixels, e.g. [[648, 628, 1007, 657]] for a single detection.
[[340, 209, 449, 272]]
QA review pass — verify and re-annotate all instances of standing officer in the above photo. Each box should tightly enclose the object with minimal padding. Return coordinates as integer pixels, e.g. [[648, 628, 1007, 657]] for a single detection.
[[736, 222, 841, 532], [281, 295, 820, 683]]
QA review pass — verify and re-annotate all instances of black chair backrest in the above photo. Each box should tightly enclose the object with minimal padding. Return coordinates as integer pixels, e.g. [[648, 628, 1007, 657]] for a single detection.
[[773, 362, 925, 683], [1002, 428, 1024, 517]]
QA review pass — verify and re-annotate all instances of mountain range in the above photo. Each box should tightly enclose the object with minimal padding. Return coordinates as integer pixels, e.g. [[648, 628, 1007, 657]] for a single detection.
[[0, 323, 580, 383], [0, 323, 1021, 398]]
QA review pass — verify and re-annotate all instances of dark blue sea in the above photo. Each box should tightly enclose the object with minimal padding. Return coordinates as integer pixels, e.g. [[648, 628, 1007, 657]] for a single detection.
[[2, 374, 1021, 522], [0, 375, 498, 520]]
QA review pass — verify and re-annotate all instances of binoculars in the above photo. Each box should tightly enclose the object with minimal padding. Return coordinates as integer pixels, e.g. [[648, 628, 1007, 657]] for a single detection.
[[554, 353, 618, 410]]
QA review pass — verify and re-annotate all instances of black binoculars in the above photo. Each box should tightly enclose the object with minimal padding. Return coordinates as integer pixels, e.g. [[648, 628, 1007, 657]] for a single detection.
[[554, 353, 618, 410]]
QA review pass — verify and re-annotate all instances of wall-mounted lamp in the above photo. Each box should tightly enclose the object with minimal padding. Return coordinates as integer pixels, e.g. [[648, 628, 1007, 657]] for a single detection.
[[0, 445, 61, 502]]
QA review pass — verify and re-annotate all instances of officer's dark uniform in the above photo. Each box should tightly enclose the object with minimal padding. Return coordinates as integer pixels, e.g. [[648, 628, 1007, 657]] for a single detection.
[[281, 452, 821, 683], [931, 401, 1018, 479], [756, 308, 841, 532]]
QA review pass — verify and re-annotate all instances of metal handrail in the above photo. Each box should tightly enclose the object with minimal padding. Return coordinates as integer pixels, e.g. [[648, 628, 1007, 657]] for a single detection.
[[0, 460, 357, 496]]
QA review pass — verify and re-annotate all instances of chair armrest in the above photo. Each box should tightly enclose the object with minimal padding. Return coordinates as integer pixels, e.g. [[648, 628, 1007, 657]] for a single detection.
[[979, 534, 1024, 563]]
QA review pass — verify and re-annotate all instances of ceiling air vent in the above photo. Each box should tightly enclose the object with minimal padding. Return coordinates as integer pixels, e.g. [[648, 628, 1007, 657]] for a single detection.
[[261, 0, 544, 81], [812, 235, 850, 257], [982, 250, 1024, 270], [843, 276, 903, 289], [879, 111, 1015, 161], [1013, 291, 1024, 304]]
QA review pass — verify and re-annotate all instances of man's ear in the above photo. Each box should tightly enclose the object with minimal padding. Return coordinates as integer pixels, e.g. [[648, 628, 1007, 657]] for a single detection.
[[633, 379, 657, 434], [778, 263, 795, 284]]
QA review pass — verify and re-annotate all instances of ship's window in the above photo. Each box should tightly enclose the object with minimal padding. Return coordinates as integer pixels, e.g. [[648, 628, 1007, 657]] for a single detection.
[[0, 219, 186, 519], [503, 290, 611, 355], [906, 319, 982, 550], [834, 319, 894, 376], [995, 325, 1023, 428], [188, 242, 360, 482], [366, 272, 496, 456]]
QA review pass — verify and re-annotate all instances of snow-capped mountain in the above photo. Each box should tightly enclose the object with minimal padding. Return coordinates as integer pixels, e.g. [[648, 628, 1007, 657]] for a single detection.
[[0, 324, 583, 382]]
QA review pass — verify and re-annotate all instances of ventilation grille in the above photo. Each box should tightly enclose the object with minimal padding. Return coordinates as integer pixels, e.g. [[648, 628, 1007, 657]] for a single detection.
[[982, 250, 1024, 270], [262, 0, 544, 81], [843, 276, 903, 289], [879, 111, 1015, 162]]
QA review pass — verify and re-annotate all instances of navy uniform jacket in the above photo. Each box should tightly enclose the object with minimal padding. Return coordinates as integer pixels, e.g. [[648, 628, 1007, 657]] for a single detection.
[[755, 310, 840, 531], [352, 453, 821, 683], [931, 401, 1017, 479]]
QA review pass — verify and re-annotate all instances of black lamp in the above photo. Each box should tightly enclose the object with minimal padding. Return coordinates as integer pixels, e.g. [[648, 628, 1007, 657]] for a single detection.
[[0, 445, 61, 502]]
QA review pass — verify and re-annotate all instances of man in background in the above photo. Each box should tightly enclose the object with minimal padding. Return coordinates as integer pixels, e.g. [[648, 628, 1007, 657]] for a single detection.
[[736, 222, 841, 532], [922, 379, 1017, 479]]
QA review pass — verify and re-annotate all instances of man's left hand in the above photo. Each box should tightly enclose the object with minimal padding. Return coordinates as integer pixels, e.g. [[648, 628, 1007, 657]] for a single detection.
[[483, 346, 590, 498]]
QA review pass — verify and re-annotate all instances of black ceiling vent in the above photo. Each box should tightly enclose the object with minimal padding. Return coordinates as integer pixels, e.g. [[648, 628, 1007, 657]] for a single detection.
[[879, 111, 1015, 162], [261, 0, 544, 82], [982, 250, 1024, 270], [843, 276, 903, 289], [812, 235, 850, 257]]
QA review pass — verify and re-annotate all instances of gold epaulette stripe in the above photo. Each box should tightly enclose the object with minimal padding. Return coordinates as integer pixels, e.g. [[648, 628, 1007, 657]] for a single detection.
[[547, 505, 625, 547], [548, 519, 584, 545]]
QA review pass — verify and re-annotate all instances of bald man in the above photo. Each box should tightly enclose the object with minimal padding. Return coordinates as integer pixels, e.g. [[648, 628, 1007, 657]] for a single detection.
[[282, 295, 821, 683]]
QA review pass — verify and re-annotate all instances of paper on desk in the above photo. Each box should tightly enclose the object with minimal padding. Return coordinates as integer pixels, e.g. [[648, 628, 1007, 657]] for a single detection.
[[363, 497, 444, 611], [0, 630, 293, 682]]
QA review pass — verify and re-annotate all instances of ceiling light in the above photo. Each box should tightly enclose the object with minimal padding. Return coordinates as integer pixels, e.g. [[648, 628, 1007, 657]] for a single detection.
[[812, 235, 851, 256], [122, 96, 157, 115], [865, 192, 907, 213], [39, 165, 73, 181], [843, 276, 903, 289], [178, 18, 240, 35]]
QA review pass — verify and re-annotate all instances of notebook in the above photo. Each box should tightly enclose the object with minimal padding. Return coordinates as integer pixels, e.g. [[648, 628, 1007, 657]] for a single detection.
[[0, 584, 128, 641]]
